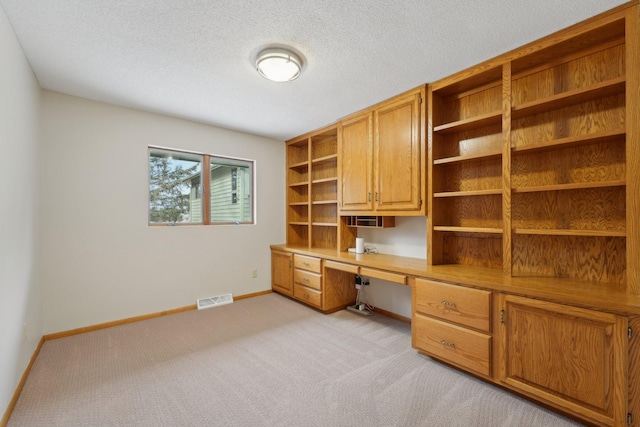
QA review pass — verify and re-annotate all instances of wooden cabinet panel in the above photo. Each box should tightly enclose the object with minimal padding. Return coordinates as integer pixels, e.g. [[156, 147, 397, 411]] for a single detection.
[[339, 112, 373, 212], [499, 294, 628, 426], [375, 90, 423, 212], [414, 278, 491, 332], [271, 250, 293, 296], [323, 267, 358, 313], [414, 313, 491, 377]]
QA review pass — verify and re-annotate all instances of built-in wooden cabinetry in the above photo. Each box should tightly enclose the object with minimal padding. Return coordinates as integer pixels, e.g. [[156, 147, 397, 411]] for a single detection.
[[499, 294, 628, 426], [292, 254, 323, 308], [271, 250, 293, 296], [428, 3, 638, 288], [271, 248, 358, 313], [286, 126, 350, 250], [275, 2, 640, 425], [413, 278, 492, 377], [339, 87, 426, 216], [284, 85, 426, 256], [416, 4, 640, 426]]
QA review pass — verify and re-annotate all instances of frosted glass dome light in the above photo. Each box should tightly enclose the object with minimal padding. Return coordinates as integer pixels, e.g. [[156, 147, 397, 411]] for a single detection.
[[256, 48, 302, 82]]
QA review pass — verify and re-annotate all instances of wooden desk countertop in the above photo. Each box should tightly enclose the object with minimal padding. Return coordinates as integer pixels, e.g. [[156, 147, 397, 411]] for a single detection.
[[271, 244, 640, 316]]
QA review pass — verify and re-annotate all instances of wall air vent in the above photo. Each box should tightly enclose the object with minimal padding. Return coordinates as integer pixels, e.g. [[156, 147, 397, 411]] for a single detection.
[[197, 293, 233, 310]]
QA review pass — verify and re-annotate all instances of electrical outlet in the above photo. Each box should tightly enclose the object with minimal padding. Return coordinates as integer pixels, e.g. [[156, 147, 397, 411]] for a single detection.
[[252, 269, 258, 278], [22, 323, 27, 342]]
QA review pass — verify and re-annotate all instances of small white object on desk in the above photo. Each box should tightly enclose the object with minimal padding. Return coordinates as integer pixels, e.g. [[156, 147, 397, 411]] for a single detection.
[[355, 237, 365, 254]]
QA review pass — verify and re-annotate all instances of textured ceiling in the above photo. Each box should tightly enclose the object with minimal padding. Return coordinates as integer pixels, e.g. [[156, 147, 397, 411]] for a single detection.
[[0, 0, 628, 140]]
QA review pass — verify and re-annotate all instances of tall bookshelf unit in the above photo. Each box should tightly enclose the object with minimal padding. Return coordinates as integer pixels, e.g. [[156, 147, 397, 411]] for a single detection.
[[286, 125, 357, 250], [428, 3, 638, 292]]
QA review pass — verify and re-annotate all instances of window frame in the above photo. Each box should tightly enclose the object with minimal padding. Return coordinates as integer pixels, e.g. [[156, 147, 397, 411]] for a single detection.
[[148, 146, 255, 226]]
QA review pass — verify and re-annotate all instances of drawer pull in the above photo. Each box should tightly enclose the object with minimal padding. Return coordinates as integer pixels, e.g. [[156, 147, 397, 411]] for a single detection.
[[441, 300, 457, 309], [303, 293, 309, 299], [302, 278, 309, 283], [303, 262, 311, 267], [440, 339, 456, 349]]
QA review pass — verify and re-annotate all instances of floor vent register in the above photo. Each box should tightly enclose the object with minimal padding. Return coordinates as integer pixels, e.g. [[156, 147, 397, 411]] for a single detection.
[[197, 293, 234, 310]]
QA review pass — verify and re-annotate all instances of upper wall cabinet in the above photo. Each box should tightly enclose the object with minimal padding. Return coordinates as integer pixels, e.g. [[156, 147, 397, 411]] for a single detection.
[[339, 112, 373, 212], [338, 86, 427, 216]]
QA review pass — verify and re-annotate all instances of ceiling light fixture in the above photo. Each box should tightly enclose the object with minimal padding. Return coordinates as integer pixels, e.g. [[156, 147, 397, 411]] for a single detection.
[[256, 48, 302, 82]]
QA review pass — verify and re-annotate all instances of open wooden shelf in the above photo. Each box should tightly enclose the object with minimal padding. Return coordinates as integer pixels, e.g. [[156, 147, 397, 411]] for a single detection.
[[511, 128, 626, 154], [511, 77, 625, 118], [434, 226, 503, 234], [434, 150, 502, 165], [434, 189, 502, 198], [433, 110, 502, 134], [312, 200, 338, 205], [311, 222, 337, 227], [288, 161, 308, 169], [512, 180, 625, 193], [311, 154, 338, 164], [513, 228, 626, 237], [312, 177, 338, 184], [289, 181, 309, 188], [289, 201, 309, 206]]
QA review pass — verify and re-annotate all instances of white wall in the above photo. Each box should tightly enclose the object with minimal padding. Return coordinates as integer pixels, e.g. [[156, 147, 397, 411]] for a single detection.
[[0, 6, 42, 418], [40, 91, 285, 334], [358, 217, 427, 319]]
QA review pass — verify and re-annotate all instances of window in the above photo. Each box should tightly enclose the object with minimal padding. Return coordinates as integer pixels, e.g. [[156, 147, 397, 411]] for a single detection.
[[149, 147, 254, 225]]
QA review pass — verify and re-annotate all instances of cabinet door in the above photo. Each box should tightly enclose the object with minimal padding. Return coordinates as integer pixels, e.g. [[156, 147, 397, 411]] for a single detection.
[[499, 294, 627, 426], [374, 91, 423, 212], [271, 250, 293, 296], [339, 112, 373, 212]]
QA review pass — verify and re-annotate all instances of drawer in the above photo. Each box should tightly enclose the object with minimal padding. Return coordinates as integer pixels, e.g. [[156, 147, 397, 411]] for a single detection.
[[414, 278, 491, 332], [294, 254, 321, 273], [360, 267, 406, 285], [414, 313, 491, 377], [294, 284, 322, 308], [325, 260, 359, 274], [294, 269, 321, 290]]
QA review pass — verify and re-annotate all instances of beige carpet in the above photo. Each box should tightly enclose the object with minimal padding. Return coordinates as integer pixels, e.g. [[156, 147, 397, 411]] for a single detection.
[[8, 293, 582, 426]]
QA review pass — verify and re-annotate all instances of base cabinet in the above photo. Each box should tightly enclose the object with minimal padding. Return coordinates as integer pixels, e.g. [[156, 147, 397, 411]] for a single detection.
[[293, 254, 323, 309], [413, 278, 634, 426], [412, 278, 492, 377], [271, 249, 357, 313], [499, 294, 628, 427], [271, 250, 293, 296]]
